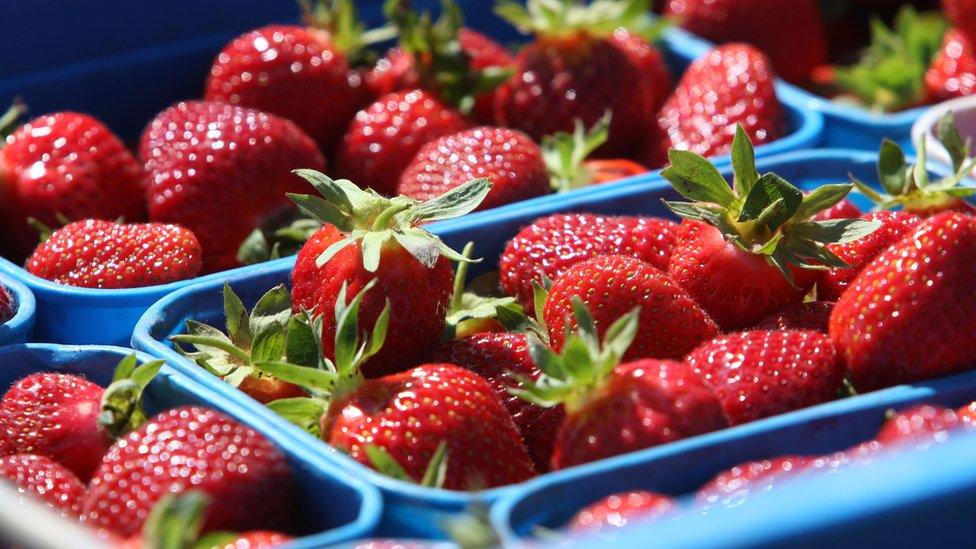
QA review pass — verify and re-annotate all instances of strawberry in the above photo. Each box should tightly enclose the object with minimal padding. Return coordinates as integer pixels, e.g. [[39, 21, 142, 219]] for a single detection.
[[570, 491, 675, 533], [942, 0, 976, 42], [334, 89, 468, 197], [0, 454, 85, 519], [663, 0, 826, 84], [661, 126, 880, 330], [544, 254, 719, 361], [431, 332, 563, 472], [657, 44, 784, 159], [830, 212, 976, 391], [582, 159, 648, 184], [0, 106, 146, 260], [756, 301, 834, 332], [818, 211, 921, 301], [874, 405, 974, 448], [686, 330, 845, 425], [813, 198, 861, 221], [82, 406, 294, 537], [610, 28, 672, 113], [25, 219, 202, 289], [493, 0, 657, 157], [288, 173, 488, 377], [696, 456, 810, 509], [0, 282, 13, 324], [959, 401, 976, 423], [0, 356, 162, 481], [516, 304, 727, 469], [397, 127, 550, 210], [499, 213, 679, 310], [926, 27, 976, 102]]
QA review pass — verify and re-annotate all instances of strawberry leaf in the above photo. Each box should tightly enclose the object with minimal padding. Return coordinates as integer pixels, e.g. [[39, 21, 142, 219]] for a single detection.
[[661, 150, 737, 207], [266, 397, 327, 437], [731, 125, 759, 197], [795, 184, 853, 220], [738, 173, 803, 230]]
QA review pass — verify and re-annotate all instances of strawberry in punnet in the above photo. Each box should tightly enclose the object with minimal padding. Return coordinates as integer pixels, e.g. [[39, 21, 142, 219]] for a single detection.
[[686, 330, 845, 425], [830, 212, 976, 392], [0, 454, 85, 519], [25, 219, 202, 289], [515, 303, 728, 469], [570, 491, 676, 533], [656, 44, 784, 161], [493, 0, 658, 157], [696, 456, 811, 509], [288, 172, 489, 377], [813, 198, 861, 221], [0, 105, 146, 260], [544, 254, 719, 361], [0, 355, 162, 481], [499, 213, 679, 310], [926, 27, 976, 102], [609, 28, 672, 113], [0, 282, 13, 324], [661, 126, 880, 330], [141, 100, 325, 273], [874, 405, 975, 448], [756, 301, 835, 333]]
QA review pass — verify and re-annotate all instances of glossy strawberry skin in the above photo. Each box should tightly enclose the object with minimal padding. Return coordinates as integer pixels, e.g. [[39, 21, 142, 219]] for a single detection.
[[82, 407, 294, 537], [942, 0, 976, 43], [813, 198, 861, 221], [686, 330, 845, 425], [0, 283, 13, 324], [925, 28, 976, 103], [26, 220, 202, 289], [570, 490, 675, 533], [875, 405, 974, 448], [335, 90, 468, 197], [0, 112, 146, 260], [830, 212, 976, 392], [322, 363, 536, 490], [657, 44, 784, 159], [545, 255, 719, 362], [141, 101, 325, 273], [959, 401, 976, 424], [0, 454, 86, 518], [292, 225, 454, 378], [397, 127, 550, 210], [610, 29, 672, 113], [583, 159, 648, 185], [431, 332, 563, 472], [553, 359, 727, 469], [696, 456, 810, 508], [0, 373, 109, 481], [237, 375, 307, 405], [499, 214, 679, 310], [205, 25, 367, 154], [757, 301, 834, 332]]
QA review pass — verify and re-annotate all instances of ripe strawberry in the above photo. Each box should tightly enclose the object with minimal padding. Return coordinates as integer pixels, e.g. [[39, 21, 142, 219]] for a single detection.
[[493, 0, 656, 157], [431, 332, 563, 472], [499, 213, 679, 310], [570, 491, 675, 533], [367, 46, 418, 99], [82, 406, 294, 537], [0, 107, 146, 260], [0, 454, 85, 518], [830, 212, 976, 391], [0, 282, 13, 324], [813, 198, 861, 221], [397, 127, 550, 210], [756, 301, 834, 332], [664, 0, 826, 84], [25, 220, 202, 289], [942, 0, 976, 42], [686, 330, 845, 425], [610, 28, 672, 113], [696, 456, 810, 508], [959, 401, 976, 423], [657, 44, 784, 159], [141, 100, 324, 273], [661, 126, 880, 330], [874, 405, 974, 448], [544, 254, 719, 361], [926, 27, 976, 102], [583, 159, 648, 184], [516, 305, 727, 469], [818, 211, 921, 301]]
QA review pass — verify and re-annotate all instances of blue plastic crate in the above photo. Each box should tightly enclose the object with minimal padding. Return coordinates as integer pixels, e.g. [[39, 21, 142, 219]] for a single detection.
[[132, 148, 954, 539], [0, 276, 36, 346], [0, 343, 382, 548]]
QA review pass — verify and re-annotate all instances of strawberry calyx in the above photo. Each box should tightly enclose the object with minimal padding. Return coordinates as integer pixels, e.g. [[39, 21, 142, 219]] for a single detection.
[[0, 100, 24, 143], [661, 125, 881, 283], [543, 112, 612, 192], [364, 440, 449, 487], [138, 490, 252, 549], [495, 0, 663, 42], [97, 354, 164, 439], [444, 242, 522, 340], [854, 112, 976, 214], [300, 0, 397, 64]]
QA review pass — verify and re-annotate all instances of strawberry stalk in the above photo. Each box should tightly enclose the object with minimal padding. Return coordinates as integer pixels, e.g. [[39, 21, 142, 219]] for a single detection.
[[443, 242, 521, 340], [496, 0, 664, 41], [543, 113, 611, 192], [0, 100, 24, 141], [98, 354, 164, 439], [300, 0, 397, 65]]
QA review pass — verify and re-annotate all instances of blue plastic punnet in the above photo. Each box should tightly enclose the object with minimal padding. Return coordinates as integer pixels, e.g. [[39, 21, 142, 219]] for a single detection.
[[0, 344, 382, 547], [0, 275, 36, 346]]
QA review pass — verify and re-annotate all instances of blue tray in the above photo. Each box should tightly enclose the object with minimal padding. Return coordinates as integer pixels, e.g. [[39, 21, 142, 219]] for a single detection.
[[0, 276, 36, 346], [491, 370, 976, 547], [0, 343, 382, 548], [132, 148, 952, 539]]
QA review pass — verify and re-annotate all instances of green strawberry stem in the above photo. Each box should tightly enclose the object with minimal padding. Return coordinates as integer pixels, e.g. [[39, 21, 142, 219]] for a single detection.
[[496, 0, 664, 42], [98, 354, 164, 439], [140, 490, 246, 549], [364, 440, 449, 487], [543, 112, 611, 192], [300, 0, 398, 63], [444, 242, 522, 340], [0, 100, 24, 141]]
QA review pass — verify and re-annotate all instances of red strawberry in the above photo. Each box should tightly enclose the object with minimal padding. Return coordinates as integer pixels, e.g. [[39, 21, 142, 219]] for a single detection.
[[818, 211, 921, 301], [657, 44, 784, 159], [813, 198, 861, 221], [431, 332, 563, 472], [756, 301, 834, 332], [493, 0, 656, 157], [0, 108, 146, 260], [25, 219, 202, 289], [942, 0, 976, 42], [570, 491, 675, 533], [926, 28, 976, 102], [0, 454, 85, 518], [82, 406, 294, 537], [141, 100, 324, 273], [661, 127, 880, 330], [830, 212, 976, 391], [686, 330, 845, 425], [499, 213, 679, 310], [875, 405, 974, 448], [959, 401, 976, 423], [544, 254, 719, 361], [217, 532, 292, 549], [335, 90, 468, 196], [664, 0, 826, 84], [397, 127, 550, 210], [610, 28, 672, 113], [0, 283, 13, 324], [696, 456, 810, 508]]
